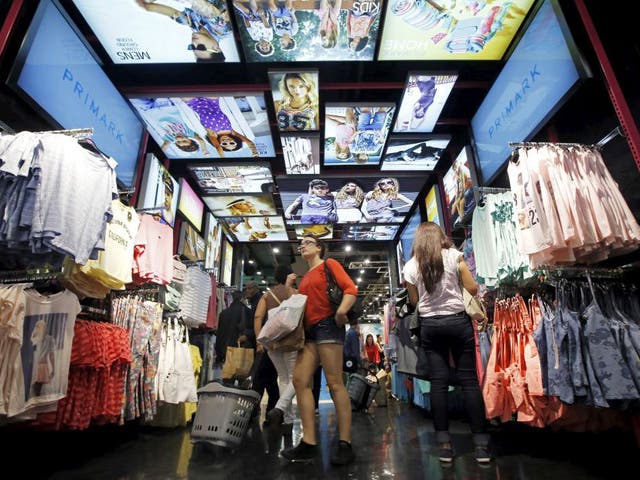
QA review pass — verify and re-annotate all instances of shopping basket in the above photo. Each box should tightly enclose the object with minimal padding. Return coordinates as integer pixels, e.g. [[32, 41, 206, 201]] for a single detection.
[[191, 382, 260, 448], [348, 373, 380, 411]]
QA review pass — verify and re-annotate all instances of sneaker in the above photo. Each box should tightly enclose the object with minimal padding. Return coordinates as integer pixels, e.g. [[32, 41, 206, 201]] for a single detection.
[[266, 407, 284, 427], [330, 440, 355, 466], [438, 443, 455, 463], [281, 441, 319, 462], [474, 446, 492, 464]]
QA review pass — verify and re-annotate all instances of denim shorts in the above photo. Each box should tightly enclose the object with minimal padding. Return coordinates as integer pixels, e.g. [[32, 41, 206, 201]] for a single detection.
[[305, 316, 345, 345]]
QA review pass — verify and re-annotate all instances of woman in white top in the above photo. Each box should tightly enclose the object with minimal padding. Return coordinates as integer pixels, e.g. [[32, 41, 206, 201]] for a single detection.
[[403, 222, 490, 464]]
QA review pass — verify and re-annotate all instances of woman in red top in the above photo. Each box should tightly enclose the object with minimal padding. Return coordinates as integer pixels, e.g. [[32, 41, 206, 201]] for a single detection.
[[281, 235, 358, 465], [364, 334, 380, 367]]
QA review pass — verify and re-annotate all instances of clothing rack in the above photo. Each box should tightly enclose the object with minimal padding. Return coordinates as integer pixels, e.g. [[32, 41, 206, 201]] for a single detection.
[[0, 267, 63, 284], [537, 265, 627, 281], [594, 126, 625, 149], [508, 141, 586, 149], [508, 126, 625, 151], [473, 186, 511, 194], [0, 120, 15, 134], [38, 127, 94, 139]]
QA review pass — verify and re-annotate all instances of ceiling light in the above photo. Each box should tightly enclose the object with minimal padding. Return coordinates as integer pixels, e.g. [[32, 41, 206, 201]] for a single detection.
[[273, 247, 280, 253], [256, 271, 262, 275], [356, 278, 361, 283], [344, 244, 352, 252], [364, 258, 370, 264], [360, 269, 365, 274], [248, 259, 254, 264], [261, 280, 266, 284], [357, 277, 362, 282]]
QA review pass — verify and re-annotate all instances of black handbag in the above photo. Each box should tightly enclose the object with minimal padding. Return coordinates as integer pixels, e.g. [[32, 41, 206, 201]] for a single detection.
[[324, 260, 360, 322]]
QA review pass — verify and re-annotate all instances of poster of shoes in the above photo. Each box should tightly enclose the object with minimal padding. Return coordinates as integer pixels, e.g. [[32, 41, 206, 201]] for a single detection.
[[393, 73, 457, 133], [380, 134, 451, 171], [232, 0, 383, 62]]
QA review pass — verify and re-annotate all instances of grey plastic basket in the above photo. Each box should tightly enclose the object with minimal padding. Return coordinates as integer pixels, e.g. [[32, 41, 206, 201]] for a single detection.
[[191, 382, 260, 448], [348, 373, 380, 410]]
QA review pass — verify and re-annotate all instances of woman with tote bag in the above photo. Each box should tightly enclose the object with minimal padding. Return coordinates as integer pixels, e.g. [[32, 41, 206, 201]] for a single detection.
[[280, 235, 358, 465], [254, 264, 299, 436]]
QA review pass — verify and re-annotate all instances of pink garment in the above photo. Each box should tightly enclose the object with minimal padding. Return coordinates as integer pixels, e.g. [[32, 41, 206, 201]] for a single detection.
[[132, 214, 174, 285]]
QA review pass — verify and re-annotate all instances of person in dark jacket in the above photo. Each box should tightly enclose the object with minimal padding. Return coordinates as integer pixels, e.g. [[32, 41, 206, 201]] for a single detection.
[[242, 280, 280, 420], [215, 290, 251, 364]]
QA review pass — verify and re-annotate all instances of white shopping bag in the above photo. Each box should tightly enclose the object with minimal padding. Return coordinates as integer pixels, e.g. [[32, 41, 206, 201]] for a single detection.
[[257, 293, 307, 349]]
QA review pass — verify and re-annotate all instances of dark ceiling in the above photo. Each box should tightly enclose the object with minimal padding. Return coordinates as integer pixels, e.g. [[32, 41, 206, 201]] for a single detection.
[[1, 0, 639, 312]]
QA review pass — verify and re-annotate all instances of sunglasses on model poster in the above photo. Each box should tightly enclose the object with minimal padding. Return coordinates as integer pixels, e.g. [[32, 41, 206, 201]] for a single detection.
[[378, 180, 394, 186], [188, 44, 217, 53]]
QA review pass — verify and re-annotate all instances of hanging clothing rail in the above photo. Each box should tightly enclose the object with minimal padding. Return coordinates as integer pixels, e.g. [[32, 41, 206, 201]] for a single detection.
[[37, 127, 94, 138], [537, 265, 627, 280], [0, 120, 15, 134], [594, 126, 624, 148], [508, 126, 624, 151], [474, 186, 511, 194], [508, 141, 586, 148], [0, 269, 62, 283]]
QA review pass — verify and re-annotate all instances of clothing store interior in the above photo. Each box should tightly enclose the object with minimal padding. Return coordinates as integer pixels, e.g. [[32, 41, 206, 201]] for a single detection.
[[1, 0, 640, 478]]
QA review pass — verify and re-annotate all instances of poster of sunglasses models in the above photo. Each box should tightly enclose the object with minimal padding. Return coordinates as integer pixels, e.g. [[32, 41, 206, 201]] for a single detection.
[[393, 73, 457, 133], [232, 0, 383, 62], [324, 103, 395, 166], [129, 95, 275, 159], [279, 176, 418, 225], [281, 134, 320, 174], [377, 0, 534, 60], [221, 216, 289, 242], [72, 0, 241, 63]]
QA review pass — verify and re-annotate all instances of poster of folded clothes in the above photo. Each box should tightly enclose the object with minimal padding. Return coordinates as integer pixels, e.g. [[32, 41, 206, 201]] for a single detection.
[[294, 224, 333, 239], [377, 0, 535, 60], [204, 194, 277, 217], [221, 216, 289, 242]]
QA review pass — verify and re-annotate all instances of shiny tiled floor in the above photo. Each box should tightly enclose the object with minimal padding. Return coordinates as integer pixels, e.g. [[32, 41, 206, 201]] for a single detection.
[[5, 398, 638, 479]]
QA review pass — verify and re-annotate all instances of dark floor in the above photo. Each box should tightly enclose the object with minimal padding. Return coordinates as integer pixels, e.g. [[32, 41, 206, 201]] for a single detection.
[[4, 398, 639, 480]]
